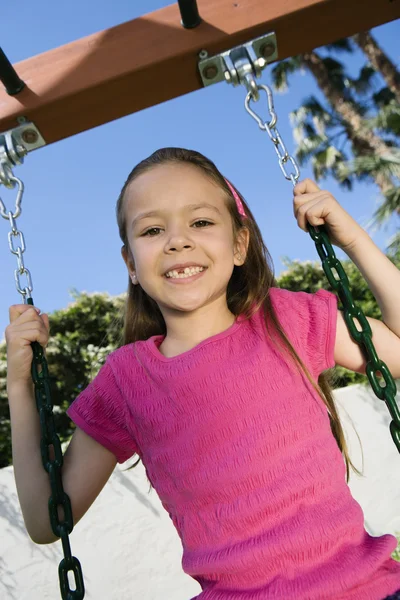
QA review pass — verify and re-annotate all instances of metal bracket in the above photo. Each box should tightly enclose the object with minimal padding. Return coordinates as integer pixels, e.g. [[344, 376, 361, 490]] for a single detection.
[[0, 120, 46, 188], [198, 32, 278, 98], [0, 119, 46, 165]]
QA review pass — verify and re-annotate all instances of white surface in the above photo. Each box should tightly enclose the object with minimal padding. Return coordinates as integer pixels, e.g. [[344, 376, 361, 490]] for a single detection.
[[1, 384, 399, 600]]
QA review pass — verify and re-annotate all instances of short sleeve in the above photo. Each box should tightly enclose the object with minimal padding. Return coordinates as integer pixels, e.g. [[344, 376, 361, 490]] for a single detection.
[[66, 358, 139, 464], [269, 287, 338, 378]]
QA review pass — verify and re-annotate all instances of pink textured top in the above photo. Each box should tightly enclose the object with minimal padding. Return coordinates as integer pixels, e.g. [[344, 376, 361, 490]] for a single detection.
[[67, 288, 400, 599]]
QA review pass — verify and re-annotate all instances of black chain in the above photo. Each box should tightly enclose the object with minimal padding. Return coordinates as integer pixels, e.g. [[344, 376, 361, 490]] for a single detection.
[[28, 297, 85, 599], [308, 226, 400, 451]]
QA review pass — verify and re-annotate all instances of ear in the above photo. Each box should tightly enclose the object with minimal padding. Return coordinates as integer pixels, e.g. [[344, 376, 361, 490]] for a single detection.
[[234, 227, 250, 265], [121, 245, 135, 278]]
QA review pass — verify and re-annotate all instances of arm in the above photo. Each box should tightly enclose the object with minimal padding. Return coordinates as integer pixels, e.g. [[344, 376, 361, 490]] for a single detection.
[[9, 382, 55, 543], [334, 231, 400, 378], [9, 383, 117, 544], [292, 178, 400, 379], [345, 229, 400, 338]]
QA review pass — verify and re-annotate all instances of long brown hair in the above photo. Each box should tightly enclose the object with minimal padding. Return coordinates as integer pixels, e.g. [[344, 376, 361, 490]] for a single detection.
[[115, 147, 361, 483]]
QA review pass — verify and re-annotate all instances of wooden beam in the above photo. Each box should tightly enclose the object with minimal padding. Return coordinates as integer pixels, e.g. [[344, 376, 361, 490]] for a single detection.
[[0, 0, 398, 146]]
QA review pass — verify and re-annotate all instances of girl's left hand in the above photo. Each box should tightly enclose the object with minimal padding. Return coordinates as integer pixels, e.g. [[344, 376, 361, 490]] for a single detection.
[[293, 178, 363, 252]]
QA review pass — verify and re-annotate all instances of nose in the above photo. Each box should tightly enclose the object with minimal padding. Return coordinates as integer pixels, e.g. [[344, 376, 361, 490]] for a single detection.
[[164, 230, 194, 253]]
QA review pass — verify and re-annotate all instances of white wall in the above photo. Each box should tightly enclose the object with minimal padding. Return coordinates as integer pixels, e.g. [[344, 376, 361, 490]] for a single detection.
[[1, 384, 400, 600]]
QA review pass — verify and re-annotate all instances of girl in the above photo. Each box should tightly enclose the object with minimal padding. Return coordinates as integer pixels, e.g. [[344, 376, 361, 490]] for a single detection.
[[6, 147, 400, 599]]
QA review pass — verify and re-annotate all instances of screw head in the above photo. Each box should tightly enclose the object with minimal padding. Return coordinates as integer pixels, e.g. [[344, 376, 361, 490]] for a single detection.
[[21, 129, 39, 144], [203, 64, 218, 80], [260, 42, 276, 59]]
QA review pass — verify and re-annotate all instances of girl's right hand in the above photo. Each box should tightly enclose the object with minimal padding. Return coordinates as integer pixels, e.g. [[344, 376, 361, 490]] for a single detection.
[[5, 305, 50, 389]]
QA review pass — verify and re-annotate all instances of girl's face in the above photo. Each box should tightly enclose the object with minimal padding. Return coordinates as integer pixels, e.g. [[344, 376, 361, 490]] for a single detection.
[[121, 163, 248, 318]]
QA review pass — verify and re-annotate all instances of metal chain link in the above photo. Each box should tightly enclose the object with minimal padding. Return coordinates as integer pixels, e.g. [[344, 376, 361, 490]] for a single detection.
[[0, 141, 85, 599], [244, 82, 400, 453]]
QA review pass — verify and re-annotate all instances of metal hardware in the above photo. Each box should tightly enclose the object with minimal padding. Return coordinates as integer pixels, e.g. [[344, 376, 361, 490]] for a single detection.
[[198, 32, 277, 100], [0, 122, 46, 161], [245, 84, 300, 185]]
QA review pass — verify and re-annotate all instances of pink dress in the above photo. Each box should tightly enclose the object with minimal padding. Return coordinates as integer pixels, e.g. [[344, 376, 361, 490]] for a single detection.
[[67, 287, 400, 599]]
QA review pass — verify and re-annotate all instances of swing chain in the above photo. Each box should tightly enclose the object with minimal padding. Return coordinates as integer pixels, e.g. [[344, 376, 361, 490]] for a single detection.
[[0, 140, 33, 302], [245, 84, 300, 186], [31, 339, 85, 600], [0, 136, 85, 599], [244, 82, 400, 453]]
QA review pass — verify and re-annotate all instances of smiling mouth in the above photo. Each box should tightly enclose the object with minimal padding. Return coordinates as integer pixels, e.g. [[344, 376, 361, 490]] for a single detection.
[[164, 267, 207, 280], [164, 267, 207, 279]]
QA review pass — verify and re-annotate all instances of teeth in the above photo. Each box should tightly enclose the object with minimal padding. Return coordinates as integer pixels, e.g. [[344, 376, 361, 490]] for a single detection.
[[165, 266, 205, 279]]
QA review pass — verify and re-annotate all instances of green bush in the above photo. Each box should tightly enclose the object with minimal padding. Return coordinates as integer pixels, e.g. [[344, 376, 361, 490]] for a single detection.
[[392, 533, 400, 562]]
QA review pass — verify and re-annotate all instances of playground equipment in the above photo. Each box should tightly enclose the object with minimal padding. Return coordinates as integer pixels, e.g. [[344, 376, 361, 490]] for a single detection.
[[1, 2, 399, 598]]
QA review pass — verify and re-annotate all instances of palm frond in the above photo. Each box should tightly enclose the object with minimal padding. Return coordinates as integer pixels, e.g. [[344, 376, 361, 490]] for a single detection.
[[369, 100, 400, 135], [373, 87, 396, 108], [295, 134, 328, 164], [351, 65, 378, 95], [311, 145, 347, 180], [325, 38, 354, 53], [386, 232, 400, 257], [290, 96, 341, 134], [270, 56, 304, 92], [293, 119, 316, 143], [371, 187, 400, 225], [336, 151, 400, 186]]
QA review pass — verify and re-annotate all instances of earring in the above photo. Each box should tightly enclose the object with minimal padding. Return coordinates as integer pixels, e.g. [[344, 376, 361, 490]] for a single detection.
[[132, 274, 137, 284]]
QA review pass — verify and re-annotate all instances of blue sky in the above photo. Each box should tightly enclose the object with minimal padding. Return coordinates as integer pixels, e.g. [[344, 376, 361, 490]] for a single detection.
[[0, 2, 399, 339]]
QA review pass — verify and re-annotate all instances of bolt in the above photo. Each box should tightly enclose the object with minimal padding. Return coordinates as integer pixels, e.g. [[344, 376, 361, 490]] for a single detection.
[[203, 64, 218, 80], [21, 128, 39, 145], [259, 42, 276, 59], [198, 50, 208, 60], [16, 144, 27, 157]]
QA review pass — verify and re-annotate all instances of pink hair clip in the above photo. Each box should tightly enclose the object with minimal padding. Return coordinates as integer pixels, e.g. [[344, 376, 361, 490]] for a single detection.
[[224, 179, 247, 219]]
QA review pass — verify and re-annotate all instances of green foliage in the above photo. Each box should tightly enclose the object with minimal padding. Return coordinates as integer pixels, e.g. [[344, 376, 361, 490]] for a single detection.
[[392, 532, 400, 562], [370, 99, 400, 135], [271, 55, 304, 92]]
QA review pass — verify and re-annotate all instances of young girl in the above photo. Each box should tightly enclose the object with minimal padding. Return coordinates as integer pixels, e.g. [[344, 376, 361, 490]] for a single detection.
[[6, 147, 400, 599]]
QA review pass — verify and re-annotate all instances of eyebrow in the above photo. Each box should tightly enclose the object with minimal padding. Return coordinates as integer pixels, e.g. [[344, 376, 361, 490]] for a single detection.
[[131, 203, 222, 229]]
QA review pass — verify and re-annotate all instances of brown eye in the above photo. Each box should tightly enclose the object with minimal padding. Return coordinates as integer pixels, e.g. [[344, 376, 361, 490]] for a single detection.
[[142, 228, 161, 236], [193, 220, 212, 227]]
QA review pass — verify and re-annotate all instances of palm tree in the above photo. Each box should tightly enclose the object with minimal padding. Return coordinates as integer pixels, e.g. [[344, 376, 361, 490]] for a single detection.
[[352, 31, 400, 104], [271, 46, 400, 225]]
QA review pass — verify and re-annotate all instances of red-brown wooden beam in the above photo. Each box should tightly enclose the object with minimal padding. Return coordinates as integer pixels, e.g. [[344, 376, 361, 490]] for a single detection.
[[0, 0, 398, 147]]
